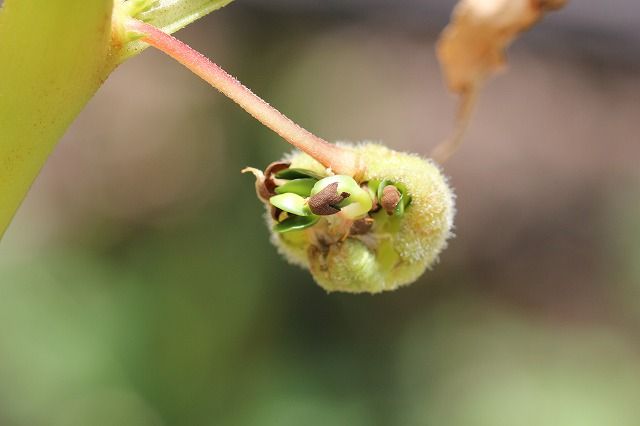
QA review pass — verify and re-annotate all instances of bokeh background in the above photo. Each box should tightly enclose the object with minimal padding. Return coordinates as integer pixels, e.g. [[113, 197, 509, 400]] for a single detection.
[[1, 1, 640, 425]]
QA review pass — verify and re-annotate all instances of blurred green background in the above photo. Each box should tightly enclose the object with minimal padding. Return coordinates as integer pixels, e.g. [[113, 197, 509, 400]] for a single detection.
[[1, 1, 640, 425]]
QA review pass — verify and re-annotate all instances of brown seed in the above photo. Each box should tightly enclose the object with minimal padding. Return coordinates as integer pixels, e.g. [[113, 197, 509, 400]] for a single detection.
[[308, 182, 350, 216], [381, 185, 401, 215]]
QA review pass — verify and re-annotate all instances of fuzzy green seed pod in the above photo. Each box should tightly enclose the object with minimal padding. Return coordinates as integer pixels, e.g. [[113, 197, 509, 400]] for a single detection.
[[266, 142, 455, 294]]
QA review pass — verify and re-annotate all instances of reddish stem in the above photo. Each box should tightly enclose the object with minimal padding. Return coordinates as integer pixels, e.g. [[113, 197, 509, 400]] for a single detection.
[[125, 18, 361, 176]]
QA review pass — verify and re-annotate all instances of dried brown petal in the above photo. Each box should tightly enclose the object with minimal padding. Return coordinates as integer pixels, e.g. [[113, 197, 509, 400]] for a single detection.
[[381, 185, 401, 215], [242, 161, 291, 203], [241, 167, 271, 202], [264, 161, 290, 195], [308, 183, 350, 216], [265, 161, 290, 177]]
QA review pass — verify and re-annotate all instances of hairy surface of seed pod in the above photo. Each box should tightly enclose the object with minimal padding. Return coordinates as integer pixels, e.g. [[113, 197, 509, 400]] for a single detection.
[[268, 142, 455, 294]]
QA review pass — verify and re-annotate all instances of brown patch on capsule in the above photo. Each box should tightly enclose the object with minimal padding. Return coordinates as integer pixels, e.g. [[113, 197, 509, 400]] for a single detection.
[[308, 183, 350, 216], [381, 185, 401, 215], [350, 217, 374, 235]]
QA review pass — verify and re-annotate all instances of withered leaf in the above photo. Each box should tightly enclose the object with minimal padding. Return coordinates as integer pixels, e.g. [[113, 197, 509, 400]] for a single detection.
[[433, 0, 567, 163], [437, 0, 567, 94]]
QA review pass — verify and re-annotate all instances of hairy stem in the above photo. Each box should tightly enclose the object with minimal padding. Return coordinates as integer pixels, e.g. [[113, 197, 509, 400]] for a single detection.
[[125, 18, 361, 177]]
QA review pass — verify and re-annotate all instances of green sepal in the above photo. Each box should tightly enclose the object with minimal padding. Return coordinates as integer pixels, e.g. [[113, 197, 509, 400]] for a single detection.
[[269, 193, 310, 217], [367, 179, 380, 196], [275, 168, 324, 181], [395, 182, 412, 208], [274, 178, 317, 197], [274, 215, 320, 233], [376, 179, 390, 202]]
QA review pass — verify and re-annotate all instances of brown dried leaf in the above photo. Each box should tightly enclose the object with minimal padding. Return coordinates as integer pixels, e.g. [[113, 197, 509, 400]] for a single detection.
[[433, 0, 567, 163], [437, 0, 566, 94]]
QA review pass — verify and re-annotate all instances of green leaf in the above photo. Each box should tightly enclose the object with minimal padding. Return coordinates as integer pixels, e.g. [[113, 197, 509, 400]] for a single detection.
[[0, 0, 235, 239], [394, 193, 405, 216], [274, 178, 317, 197], [0, 0, 115, 238], [275, 168, 325, 181], [121, 0, 235, 59], [376, 179, 391, 203], [269, 193, 310, 217], [274, 215, 320, 233]]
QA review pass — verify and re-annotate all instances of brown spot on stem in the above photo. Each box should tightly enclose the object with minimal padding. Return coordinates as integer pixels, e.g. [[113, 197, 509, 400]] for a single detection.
[[308, 183, 349, 216], [381, 185, 401, 215]]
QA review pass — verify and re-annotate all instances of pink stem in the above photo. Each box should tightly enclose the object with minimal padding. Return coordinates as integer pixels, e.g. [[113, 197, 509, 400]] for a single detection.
[[125, 18, 360, 176]]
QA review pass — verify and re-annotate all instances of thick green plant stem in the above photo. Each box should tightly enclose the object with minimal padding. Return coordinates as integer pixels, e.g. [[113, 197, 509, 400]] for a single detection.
[[0, 0, 115, 238]]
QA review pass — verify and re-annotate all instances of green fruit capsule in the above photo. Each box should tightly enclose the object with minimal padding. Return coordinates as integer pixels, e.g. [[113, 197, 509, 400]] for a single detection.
[[267, 142, 455, 294]]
